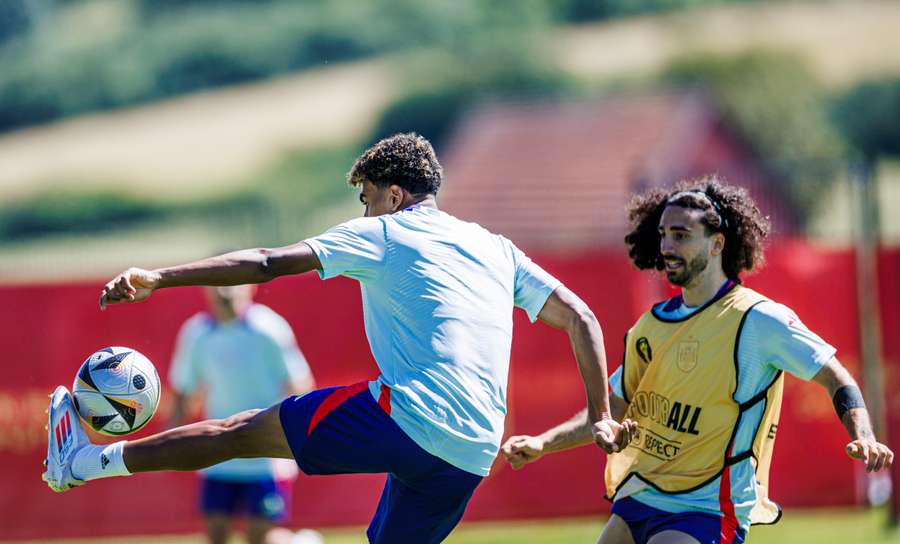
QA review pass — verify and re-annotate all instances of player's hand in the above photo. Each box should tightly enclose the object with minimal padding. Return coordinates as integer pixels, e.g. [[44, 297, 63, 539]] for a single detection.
[[100, 267, 161, 309], [501, 435, 545, 470], [593, 417, 637, 454], [846, 439, 894, 473]]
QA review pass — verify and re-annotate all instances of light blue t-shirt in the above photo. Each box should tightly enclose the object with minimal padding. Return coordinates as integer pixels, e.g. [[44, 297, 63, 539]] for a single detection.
[[304, 205, 561, 476], [609, 285, 836, 529], [169, 303, 312, 480]]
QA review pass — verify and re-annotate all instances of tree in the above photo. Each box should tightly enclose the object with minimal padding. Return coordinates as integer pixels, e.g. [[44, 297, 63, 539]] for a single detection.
[[664, 51, 847, 227]]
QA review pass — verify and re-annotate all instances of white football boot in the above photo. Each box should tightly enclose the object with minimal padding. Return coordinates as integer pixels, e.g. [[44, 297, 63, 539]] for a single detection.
[[42, 386, 89, 492]]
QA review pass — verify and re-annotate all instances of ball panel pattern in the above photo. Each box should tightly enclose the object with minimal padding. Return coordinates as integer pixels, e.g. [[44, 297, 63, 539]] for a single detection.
[[72, 346, 161, 436]]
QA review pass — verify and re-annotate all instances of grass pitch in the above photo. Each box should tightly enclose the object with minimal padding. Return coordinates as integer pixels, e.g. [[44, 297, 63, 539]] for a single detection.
[[6, 507, 898, 544]]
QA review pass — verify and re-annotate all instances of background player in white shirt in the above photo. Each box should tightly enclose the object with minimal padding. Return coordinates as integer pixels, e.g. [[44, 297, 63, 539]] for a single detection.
[[169, 284, 316, 544]]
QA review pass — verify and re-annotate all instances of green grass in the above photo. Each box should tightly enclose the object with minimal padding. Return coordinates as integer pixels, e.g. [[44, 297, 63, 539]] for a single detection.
[[746, 507, 899, 544], [448, 509, 900, 544], [7, 508, 899, 544]]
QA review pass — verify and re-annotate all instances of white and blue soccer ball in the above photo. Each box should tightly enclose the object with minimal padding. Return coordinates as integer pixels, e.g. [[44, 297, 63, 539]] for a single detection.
[[72, 346, 161, 436]]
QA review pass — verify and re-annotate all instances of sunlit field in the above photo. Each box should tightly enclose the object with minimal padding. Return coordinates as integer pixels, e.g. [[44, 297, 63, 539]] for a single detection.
[[6, 508, 898, 544]]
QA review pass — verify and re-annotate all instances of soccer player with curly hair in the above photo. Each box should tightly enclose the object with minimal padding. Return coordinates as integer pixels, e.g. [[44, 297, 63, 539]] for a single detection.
[[502, 176, 893, 544], [42, 133, 631, 544]]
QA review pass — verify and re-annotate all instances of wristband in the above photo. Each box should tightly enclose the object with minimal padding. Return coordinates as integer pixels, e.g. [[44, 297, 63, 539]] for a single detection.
[[832, 385, 866, 420]]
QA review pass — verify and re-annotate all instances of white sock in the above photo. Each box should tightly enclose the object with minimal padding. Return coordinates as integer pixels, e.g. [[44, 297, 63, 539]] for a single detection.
[[71, 441, 132, 481]]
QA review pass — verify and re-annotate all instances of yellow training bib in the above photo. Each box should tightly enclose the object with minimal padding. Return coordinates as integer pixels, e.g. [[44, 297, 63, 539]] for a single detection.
[[606, 285, 783, 524]]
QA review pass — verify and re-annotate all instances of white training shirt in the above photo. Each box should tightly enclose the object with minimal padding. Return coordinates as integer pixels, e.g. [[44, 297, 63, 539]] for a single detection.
[[304, 205, 561, 476], [169, 303, 312, 480]]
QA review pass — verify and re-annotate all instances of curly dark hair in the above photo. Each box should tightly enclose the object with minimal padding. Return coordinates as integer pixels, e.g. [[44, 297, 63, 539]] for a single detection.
[[624, 175, 771, 282], [347, 133, 442, 195]]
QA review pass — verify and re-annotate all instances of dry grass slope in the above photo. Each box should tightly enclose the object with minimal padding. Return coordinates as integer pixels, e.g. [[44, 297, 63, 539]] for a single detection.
[[3, 1, 900, 202]]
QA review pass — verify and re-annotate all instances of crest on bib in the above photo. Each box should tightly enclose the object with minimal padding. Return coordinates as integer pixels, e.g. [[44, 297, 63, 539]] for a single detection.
[[676, 341, 699, 372]]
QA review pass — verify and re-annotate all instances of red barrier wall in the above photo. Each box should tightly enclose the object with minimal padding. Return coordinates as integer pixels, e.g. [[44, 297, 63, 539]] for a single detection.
[[1, 243, 886, 539]]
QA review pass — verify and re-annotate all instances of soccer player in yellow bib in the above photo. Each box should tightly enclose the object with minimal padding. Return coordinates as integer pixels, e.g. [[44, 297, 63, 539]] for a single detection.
[[501, 176, 893, 544]]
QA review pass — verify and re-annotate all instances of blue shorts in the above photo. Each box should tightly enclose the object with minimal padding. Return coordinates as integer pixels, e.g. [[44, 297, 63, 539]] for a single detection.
[[611, 497, 746, 544], [279, 381, 483, 544], [200, 476, 291, 522]]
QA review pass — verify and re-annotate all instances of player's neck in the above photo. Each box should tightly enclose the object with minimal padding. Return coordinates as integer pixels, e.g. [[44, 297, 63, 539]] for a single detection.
[[680, 267, 729, 307], [214, 310, 238, 323], [405, 194, 438, 211], [213, 302, 250, 323]]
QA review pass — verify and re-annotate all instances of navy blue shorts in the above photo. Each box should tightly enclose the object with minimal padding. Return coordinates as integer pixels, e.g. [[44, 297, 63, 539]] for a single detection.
[[200, 476, 291, 522], [279, 381, 483, 544], [611, 497, 746, 544]]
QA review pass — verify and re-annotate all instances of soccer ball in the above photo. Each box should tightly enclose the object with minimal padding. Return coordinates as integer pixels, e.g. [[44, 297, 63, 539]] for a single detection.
[[72, 346, 161, 436]]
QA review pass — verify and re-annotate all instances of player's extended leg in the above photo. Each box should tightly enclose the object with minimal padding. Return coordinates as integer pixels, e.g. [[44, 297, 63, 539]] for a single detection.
[[123, 406, 291, 472], [43, 386, 291, 492]]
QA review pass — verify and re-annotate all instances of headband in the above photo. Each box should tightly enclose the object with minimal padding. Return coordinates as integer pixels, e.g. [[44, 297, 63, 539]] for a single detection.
[[667, 189, 729, 230]]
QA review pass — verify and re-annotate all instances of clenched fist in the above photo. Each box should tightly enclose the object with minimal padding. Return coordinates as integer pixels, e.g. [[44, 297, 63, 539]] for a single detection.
[[100, 267, 161, 309]]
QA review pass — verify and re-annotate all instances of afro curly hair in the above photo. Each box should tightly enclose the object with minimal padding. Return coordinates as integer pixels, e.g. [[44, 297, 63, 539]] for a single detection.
[[624, 175, 771, 282], [348, 133, 442, 195]]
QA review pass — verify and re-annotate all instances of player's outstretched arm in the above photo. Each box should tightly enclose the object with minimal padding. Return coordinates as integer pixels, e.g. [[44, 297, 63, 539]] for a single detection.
[[537, 286, 610, 422], [536, 286, 635, 454], [503, 409, 591, 469], [100, 242, 321, 308], [812, 357, 894, 472], [502, 396, 633, 469]]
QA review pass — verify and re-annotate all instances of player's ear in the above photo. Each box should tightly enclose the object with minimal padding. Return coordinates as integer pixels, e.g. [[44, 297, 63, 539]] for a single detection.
[[389, 184, 405, 212], [711, 232, 725, 256]]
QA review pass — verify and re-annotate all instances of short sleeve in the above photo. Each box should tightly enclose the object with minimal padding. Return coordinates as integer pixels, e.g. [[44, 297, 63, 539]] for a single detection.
[[609, 367, 625, 399], [507, 240, 562, 323], [304, 217, 387, 282], [746, 301, 837, 381], [168, 314, 209, 394]]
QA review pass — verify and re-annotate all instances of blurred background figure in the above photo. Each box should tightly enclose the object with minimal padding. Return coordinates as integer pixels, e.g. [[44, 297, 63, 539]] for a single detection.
[[169, 284, 321, 544]]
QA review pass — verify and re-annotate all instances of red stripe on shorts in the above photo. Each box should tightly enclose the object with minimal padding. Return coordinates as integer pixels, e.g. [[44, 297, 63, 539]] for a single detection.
[[719, 446, 740, 543], [307, 381, 368, 436], [378, 383, 391, 415]]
